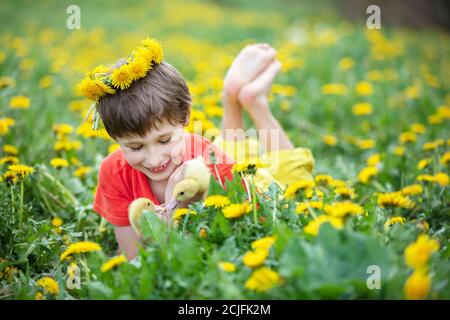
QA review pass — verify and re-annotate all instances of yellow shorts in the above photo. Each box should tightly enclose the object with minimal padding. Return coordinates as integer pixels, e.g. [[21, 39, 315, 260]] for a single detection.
[[213, 136, 315, 190]]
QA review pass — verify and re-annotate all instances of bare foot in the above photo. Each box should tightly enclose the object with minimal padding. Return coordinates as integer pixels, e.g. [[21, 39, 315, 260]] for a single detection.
[[223, 44, 276, 105], [238, 59, 282, 109]]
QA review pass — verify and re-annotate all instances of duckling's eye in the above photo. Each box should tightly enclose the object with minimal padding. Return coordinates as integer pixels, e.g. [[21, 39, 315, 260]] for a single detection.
[[180, 192, 184, 195], [147, 202, 151, 206]]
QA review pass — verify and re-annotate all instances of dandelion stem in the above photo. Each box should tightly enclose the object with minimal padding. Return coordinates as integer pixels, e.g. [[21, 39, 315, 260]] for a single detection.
[[81, 257, 90, 283], [10, 184, 15, 212], [251, 175, 258, 225], [19, 180, 24, 230], [241, 173, 252, 203]]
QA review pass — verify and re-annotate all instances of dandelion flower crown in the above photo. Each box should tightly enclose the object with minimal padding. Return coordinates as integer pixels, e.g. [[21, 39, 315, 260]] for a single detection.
[[77, 38, 163, 129]]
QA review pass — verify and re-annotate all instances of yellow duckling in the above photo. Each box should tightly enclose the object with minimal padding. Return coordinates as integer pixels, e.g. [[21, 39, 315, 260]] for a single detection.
[[128, 197, 156, 238], [166, 156, 212, 211]]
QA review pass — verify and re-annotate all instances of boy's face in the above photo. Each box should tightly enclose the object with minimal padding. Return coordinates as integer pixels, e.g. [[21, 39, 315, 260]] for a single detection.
[[116, 120, 186, 182]]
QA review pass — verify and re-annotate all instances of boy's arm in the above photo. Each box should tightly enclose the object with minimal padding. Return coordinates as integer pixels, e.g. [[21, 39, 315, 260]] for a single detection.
[[114, 226, 141, 260]]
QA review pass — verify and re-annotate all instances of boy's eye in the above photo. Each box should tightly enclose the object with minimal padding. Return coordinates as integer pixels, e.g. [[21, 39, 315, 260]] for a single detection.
[[130, 145, 143, 151], [159, 137, 171, 144]]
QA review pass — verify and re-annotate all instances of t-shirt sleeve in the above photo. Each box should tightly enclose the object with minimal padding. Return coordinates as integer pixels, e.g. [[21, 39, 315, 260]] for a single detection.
[[93, 161, 132, 227]]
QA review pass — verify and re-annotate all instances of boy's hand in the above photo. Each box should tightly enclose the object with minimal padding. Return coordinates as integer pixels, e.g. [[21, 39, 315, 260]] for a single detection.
[[164, 163, 186, 206], [153, 205, 171, 225]]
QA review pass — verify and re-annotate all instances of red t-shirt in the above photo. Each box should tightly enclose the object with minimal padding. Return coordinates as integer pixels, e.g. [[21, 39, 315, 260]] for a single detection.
[[93, 133, 235, 226]]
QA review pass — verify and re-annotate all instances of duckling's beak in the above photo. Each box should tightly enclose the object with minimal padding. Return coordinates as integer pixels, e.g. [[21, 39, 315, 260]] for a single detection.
[[166, 198, 179, 214]]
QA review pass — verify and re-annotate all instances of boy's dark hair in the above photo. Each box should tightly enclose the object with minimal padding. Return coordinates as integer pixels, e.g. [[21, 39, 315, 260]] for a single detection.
[[97, 61, 191, 139]]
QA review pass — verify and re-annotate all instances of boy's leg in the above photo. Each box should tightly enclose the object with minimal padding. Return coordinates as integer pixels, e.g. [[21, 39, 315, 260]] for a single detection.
[[239, 60, 294, 152]]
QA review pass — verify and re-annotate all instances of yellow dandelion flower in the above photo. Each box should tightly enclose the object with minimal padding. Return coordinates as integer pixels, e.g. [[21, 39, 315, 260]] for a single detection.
[[358, 166, 378, 184], [51, 217, 63, 228], [416, 220, 430, 233], [9, 95, 30, 109], [393, 146, 405, 156], [0, 156, 19, 165], [199, 228, 208, 238], [34, 292, 44, 300], [437, 105, 450, 119], [357, 139, 375, 150], [295, 202, 309, 214], [8, 164, 35, 178], [3, 144, 18, 155], [338, 57, 354, 70], [322, 83, 348, 95], [404, 270, 431, 300], [204, 105, 223, 118], [108, 143, 120, 154], [378, 192, 415, 209], [416, 174, 435, 183], [78, 77, 105, 101], [410, 123, 426, 134], [36, 276, 59, 295], [50, 158, 69, 169], [60, 241, 102, 261], [243, 249, 269, 268], [322, 134, 338, 146], [140, 38, 163, 64], [314, 174, 333, 185], [324, 201, 363, 218], [0, 119, 13, 136], [352, 102, 373, 116], [401, 184, 423, 196], [97, 79, 116, 95], [334, 187, 356, 199], [218, 261, 236, 273], [54, 140, 82, 152], [52, 123, 73, 135], [204, 195, 230, 209], [399, 132, 417, 144], [329, 179, 347, 188], [404, 234, 439, 269], [427, 114, 442, 125], [222, 202, 252, 219], [0, 76, 15, 88], [355, 81, 373, 96], [245, 267, 281, 292], [74, 166, 92, 178], [284, 180, 315, 199], [367, 69, 384, 81], [422, 141, 440, 151], [111, 64, 134, 90], [251, 236, 276, 251], [39, 75, 53, 89], [232, 162, 256, 174], [367, 153, 381, 166], [172, 208, 197, 221], [128, 57, 150, 80], [384, 216, 406, 229], [304, 215, 343, 236], [433, 172, 449, 187], [440, 152, 450, 165], [417, 158, 432, 170], [101, 255, 127, 272], [1, 171, 19, 184]]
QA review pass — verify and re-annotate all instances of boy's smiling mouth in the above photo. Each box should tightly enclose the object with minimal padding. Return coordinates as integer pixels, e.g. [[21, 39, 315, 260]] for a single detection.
[[146, 159, 171, 173]]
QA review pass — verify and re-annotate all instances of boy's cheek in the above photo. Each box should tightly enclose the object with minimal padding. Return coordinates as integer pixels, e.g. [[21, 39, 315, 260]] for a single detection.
[[170, 141, 185, 165]]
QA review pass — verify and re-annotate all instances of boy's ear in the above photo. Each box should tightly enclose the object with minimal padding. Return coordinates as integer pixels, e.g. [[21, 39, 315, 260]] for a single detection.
[[183, 108, 191, 126]]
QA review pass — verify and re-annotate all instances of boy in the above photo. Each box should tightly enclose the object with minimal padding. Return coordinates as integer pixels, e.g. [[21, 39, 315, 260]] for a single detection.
[[91, 41, 313, 260]]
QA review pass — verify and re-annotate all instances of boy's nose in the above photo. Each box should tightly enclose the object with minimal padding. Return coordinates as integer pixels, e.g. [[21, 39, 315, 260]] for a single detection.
[[145, 153, 165, 168]]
